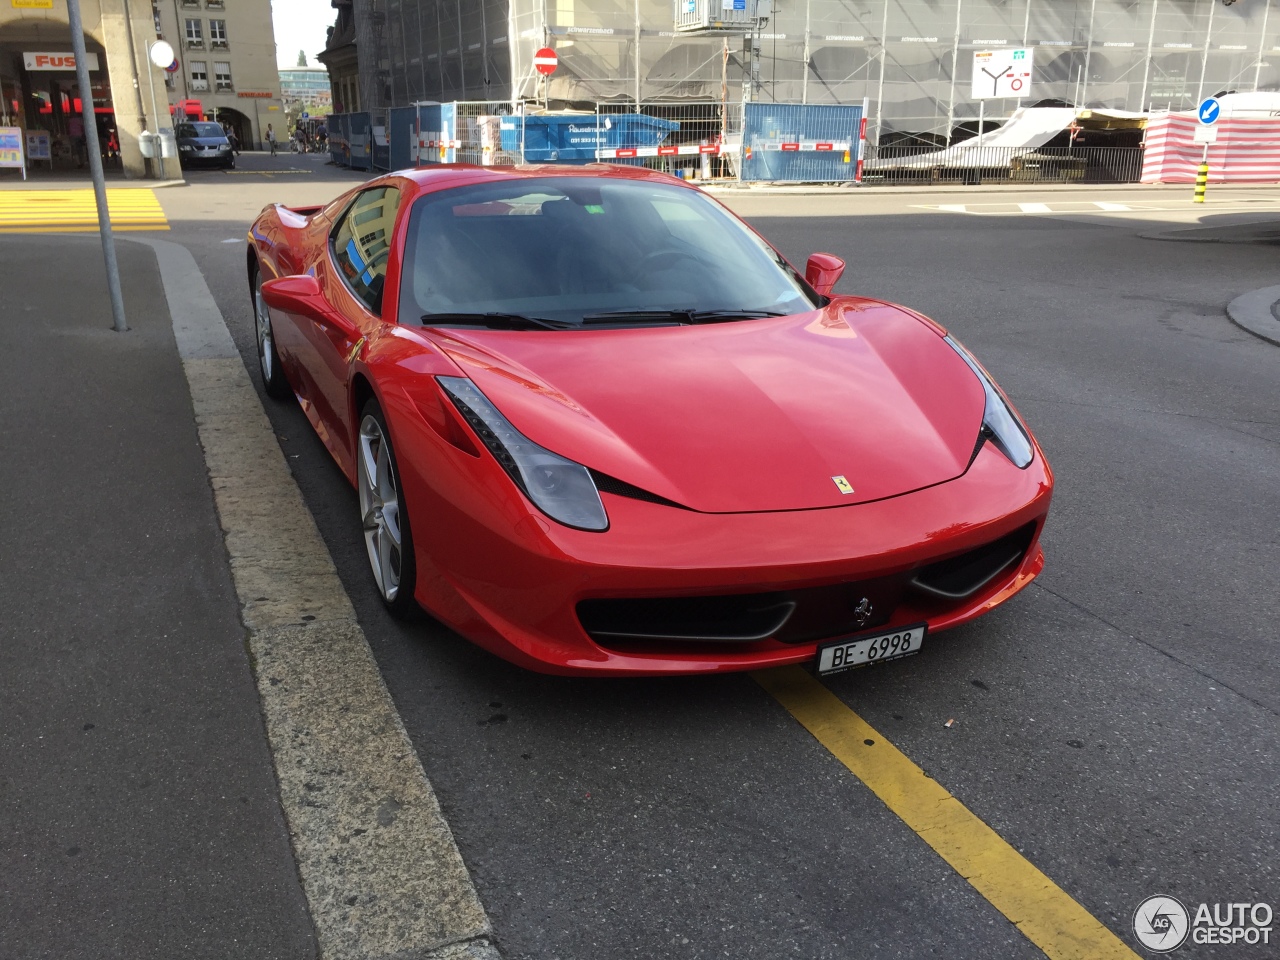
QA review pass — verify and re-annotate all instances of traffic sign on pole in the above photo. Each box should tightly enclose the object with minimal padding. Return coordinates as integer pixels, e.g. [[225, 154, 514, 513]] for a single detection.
[[971, 48, 1034, 100], [534, 47, 558, 76], [1197, 97, 1221, 125]]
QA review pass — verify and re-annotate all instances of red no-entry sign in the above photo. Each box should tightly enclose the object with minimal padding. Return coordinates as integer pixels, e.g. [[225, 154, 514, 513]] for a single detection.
[[534, 47, 558, 76]]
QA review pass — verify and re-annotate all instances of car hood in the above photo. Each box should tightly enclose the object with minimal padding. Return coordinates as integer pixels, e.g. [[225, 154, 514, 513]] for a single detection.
[[427, 298, 987, 513]]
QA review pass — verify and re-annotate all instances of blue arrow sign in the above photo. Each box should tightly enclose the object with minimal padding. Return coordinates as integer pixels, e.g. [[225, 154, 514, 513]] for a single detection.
[[1198, 97, 1221, 124]]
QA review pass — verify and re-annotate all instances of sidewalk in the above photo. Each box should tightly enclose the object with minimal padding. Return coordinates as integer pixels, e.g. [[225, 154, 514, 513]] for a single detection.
[[0, 236, 315, 958]]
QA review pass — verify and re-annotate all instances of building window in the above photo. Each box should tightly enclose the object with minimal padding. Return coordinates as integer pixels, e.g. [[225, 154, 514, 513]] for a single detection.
[[214, 61, 232, 90], [206, 0, 224, 7], [189, 59, 208, 90], [185, 18, 203, 46], [152, 0, 162, 35], [209, 19, 227, 47]]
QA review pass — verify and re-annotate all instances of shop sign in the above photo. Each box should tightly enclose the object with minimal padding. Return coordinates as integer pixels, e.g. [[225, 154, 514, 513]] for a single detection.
[[23, 51, 100, 71], [26, 131, 51, 160], [0, 127, 24, 168], [237, 91, 274, 98], [12, 0, 56, 8]]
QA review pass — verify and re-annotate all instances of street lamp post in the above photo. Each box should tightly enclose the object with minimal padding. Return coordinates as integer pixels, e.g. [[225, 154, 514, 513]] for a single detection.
[[146, 40, 174, 180]]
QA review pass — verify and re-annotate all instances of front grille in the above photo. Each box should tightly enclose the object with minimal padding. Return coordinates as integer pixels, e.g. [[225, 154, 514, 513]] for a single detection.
[[578, 574, 905, 649], [577, 524, 1036, 653]]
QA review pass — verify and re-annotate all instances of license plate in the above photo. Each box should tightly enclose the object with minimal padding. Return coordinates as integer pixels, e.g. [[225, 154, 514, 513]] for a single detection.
[[817, 624, 926, 676]]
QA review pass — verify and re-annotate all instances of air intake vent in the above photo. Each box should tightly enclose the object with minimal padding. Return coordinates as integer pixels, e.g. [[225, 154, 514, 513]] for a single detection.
[[910, 523, 1035, 600], [590, 470, 687, 510]]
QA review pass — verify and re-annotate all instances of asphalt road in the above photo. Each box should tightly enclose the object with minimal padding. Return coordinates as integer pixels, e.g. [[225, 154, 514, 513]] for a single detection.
[[77, 160, 1280, 958]]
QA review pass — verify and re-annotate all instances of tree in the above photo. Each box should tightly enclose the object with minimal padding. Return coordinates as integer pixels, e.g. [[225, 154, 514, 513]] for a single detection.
[[297, 50, 308, 67]]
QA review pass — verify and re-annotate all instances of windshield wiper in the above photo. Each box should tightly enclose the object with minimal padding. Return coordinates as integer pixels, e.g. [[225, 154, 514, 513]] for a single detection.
[[419, 312, 571, 330], [688, 309, 789, 322], [581, 308, 788, 326], [581, 310, 692, 326]]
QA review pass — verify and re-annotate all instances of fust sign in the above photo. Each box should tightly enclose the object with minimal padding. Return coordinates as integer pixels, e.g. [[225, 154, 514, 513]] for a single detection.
[[23, 51, 101, 71]]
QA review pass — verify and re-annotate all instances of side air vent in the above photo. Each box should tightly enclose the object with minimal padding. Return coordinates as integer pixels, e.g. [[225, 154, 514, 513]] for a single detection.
[[589, 470, 687, 510], [910, 523, 1035, 600]]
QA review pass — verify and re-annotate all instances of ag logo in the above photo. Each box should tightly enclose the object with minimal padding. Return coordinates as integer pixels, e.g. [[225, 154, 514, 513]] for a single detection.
[[1133, 895, 1190, 952]]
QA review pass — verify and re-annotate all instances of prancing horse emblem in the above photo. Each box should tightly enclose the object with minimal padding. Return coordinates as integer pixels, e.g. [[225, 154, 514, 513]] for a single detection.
[[852, 597, 874, 627]]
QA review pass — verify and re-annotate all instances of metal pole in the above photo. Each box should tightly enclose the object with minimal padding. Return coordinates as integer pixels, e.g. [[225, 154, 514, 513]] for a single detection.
[[145, 45, 166, 180], [1139, 0, 1157, 111], [66, 0, 127, 332], [1256, 0, 1272, 92], [1080, 0, 1097, 105], [1196, 0, 1215, 105]]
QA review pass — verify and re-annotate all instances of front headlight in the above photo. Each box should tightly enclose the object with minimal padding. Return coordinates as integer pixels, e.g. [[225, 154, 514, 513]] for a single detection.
[[944, 335, 1033, 468], [438, 376, 608, 531]]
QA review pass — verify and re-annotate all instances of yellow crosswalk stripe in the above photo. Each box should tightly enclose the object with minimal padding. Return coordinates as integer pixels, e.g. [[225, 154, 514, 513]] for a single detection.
[[0, 189, 169, 232]]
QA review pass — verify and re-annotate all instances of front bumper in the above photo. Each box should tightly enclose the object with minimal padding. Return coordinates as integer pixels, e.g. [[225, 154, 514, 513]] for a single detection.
[[401, 412, 1053, 675]]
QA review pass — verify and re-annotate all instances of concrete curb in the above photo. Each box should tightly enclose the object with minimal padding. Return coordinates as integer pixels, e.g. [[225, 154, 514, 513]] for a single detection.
[[1226, 284, 1280, 347], [131, 236, 500, 960]]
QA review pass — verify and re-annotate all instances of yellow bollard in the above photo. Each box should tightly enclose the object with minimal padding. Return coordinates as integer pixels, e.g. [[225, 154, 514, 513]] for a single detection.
[[1193, 161, 1208, 203]]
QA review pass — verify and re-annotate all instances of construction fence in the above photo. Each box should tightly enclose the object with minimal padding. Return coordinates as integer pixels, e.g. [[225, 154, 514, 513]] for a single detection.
[[327, 100, 1157, 186]]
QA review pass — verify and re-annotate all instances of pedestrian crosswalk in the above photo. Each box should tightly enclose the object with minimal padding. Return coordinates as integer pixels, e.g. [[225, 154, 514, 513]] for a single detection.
[[0, 189, 169, 233]]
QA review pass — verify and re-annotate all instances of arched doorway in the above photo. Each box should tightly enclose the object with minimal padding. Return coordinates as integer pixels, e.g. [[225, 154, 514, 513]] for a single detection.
[[209, 105, 251, 153], [0, 21, 114, 173]]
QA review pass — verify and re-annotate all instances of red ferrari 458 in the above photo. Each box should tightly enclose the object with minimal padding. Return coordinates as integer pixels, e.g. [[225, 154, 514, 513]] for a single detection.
[[248, 164, 1052, 676]]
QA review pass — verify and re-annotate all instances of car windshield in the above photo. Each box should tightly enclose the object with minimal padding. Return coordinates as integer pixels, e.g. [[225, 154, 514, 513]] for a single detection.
[[397, 176, 816, 328], [179, 122, 224, 138]]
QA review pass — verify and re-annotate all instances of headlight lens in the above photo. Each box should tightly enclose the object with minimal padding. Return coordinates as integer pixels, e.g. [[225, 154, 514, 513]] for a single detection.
[[438, 376, 608, 531], [944, 336, 1033, 468]]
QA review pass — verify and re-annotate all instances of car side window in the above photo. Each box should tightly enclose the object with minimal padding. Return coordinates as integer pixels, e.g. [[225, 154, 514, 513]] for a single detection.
[[331, 185, 401, 313]]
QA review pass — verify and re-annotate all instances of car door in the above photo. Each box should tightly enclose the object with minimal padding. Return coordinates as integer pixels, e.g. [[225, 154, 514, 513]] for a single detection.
[[306, 183, 403, 473]]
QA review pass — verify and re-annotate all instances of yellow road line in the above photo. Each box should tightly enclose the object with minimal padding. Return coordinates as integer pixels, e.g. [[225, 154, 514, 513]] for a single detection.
[[754, 666, 1140, 960], [0, 189, 169, 232]]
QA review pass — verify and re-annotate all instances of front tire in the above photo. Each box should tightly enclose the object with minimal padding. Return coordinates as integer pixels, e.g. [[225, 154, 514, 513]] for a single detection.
[[357, 399, 418, 617], [252, 264, 289, 398]]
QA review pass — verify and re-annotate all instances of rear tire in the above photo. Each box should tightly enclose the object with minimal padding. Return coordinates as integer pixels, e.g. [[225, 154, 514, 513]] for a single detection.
[[252, 264, 290, 398], [357, 399, 419, 618]]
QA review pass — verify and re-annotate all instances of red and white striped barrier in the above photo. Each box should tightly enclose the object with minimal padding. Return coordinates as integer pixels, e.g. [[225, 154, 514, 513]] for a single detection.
[[755, 140, 852, 152], [595, 143, 724, 159], [1141, 114, 1280, 184]]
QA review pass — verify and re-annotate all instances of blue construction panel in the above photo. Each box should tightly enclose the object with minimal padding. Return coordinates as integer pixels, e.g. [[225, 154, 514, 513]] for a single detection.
[[500, 114, 679, 163], [347, 112, 372, 171], [388, 107, 415, 170], [740, 103, 862, 182]]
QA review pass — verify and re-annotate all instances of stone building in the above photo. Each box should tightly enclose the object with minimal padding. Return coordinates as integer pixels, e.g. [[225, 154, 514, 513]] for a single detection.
[[1, 0, 282, 178]]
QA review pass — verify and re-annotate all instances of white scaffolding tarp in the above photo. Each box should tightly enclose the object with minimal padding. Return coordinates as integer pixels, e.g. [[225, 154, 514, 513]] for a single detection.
[[865, 106, 1145, 169]]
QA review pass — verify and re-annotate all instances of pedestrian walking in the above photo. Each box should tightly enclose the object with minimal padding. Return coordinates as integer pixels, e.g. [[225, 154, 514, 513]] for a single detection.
[[266, 123, 278, 156]]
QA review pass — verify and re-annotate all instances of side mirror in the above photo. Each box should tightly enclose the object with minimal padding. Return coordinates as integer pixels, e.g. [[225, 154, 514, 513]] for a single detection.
[[805, 253, 846, 297], [261, 274, 322, 312]]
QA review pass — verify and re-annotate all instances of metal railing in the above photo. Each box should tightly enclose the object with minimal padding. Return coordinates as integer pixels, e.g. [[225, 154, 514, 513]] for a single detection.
[[862, 144, 1145, 186]]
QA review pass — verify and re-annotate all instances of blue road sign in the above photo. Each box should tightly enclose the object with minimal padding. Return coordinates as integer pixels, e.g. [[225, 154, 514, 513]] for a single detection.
[[1197, 97, 1221, 124]]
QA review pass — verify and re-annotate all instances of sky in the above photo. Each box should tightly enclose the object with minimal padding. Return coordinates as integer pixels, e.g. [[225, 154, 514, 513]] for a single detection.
[[272, 0, 334, 69]]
